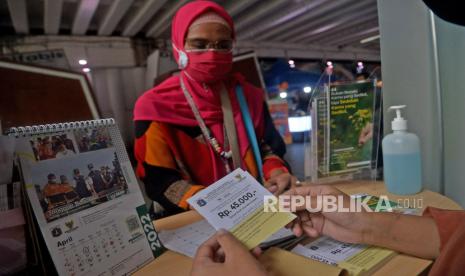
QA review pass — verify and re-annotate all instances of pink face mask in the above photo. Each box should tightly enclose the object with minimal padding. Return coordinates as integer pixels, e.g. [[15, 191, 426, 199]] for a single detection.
[[182, 50, 233, 83]]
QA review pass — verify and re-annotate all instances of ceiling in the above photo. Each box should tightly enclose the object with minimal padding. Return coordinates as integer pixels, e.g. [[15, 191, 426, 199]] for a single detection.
[[0, 0, 380, 52]]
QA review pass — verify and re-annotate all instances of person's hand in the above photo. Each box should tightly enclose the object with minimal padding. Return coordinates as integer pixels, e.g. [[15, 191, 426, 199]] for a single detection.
[[286, 186, 443, 260], [191, 230, 267, 276], [265, 170, 297, 196], [358, 123, 373, 146], [284, 185, 369, 244]]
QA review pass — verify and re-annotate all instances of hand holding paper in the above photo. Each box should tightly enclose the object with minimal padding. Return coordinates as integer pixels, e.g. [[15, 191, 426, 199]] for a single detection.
[[191, 230, 267, 276], [187, 169, 296, 249]]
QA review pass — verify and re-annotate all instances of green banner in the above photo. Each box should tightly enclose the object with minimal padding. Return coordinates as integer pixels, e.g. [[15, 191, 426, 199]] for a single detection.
[[328, 81, 375, 174], [136, 204, 166, 257]]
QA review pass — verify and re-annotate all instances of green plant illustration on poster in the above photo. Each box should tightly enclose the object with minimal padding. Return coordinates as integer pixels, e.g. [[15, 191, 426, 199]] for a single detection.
[[329, 81, 375, 173]]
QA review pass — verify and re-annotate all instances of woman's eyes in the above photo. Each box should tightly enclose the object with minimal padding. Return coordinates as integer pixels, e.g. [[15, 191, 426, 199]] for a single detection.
[[188, 39, 232, 50], [217, 40, 232, 50], [191, 41, 208, 49]]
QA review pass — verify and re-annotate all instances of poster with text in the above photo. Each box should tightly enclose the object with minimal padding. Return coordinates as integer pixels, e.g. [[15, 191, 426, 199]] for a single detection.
[[328, 81, 375, 174]]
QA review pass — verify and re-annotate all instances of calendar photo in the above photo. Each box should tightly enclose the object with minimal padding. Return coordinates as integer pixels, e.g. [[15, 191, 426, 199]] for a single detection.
[[13, 119, 160, 275], [31, 148, 129, 223], [29, 133, 77, 161], [74, 127, 113, 153]]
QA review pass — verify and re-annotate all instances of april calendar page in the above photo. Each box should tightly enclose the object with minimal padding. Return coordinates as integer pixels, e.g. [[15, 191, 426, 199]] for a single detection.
[[14, 121, 163, 275]]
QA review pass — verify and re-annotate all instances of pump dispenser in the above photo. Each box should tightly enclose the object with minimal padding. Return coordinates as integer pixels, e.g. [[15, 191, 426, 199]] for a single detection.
[[382, 105, 422, 195], [390, 105, 407, 131]]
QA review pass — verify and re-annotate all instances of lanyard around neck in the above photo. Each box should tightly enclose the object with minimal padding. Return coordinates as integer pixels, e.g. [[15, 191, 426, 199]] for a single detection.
[[179, 75, 239, 173], [219, 83, 241, 169]]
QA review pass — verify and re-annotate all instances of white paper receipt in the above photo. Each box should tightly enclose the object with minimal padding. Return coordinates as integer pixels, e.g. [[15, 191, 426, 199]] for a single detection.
[[187, 169, 296, 249], [291, 236, 367, 266]]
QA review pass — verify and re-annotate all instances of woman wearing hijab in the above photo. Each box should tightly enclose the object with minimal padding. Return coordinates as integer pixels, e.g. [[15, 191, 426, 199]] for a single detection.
[[134, 1, 294, 215]]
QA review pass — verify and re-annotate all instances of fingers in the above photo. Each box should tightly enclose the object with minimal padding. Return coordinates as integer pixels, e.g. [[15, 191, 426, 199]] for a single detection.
[[266, 183, 284, 196], [274, 180, 289, 195], [302, 224, 320, 238], [194, 233, 221, 264], [298, 210, 311, 223], [216, 229, 249, 260], [281, 185, 347, 212], [282, 185, 313, 197], [267, 184, 278, 194], [292, 212, 323, 238], [273, 174, 292, 195], [265, 177, 279, 194], [266, 173, 295, 195], [214, 247, 225, 262], [292, 222, 303, 237], [196, 230, 261, 265], [251, 247, 262, 258], [283, 185, 343, 198], [285, 219, 295, 229]]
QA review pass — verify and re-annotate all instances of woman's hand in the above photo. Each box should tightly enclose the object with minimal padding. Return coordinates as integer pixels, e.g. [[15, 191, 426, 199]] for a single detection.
[[284, 185, 369, 244], [284, 185, 441, 259], [266, 170, 297, 196], [191, 230, 266, 276]]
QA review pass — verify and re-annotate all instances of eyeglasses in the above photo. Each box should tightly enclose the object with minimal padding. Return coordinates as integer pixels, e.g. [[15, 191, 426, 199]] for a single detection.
[[185, 38, 233, 52]]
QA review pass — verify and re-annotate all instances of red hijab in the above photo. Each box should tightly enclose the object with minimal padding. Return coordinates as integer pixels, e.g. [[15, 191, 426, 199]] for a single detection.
[[134, 1, 264, 179]]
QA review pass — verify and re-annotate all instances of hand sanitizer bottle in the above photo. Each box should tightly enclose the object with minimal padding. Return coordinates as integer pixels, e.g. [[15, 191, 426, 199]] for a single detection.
[[382, 105, 422, 195]]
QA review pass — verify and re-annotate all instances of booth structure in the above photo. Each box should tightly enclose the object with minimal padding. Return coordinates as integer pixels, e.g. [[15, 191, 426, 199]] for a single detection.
[[378, 0, 465, 207]]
